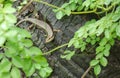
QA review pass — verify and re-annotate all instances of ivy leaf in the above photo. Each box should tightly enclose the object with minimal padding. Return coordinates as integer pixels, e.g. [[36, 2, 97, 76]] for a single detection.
[[0, 72, 11, 78], [105, 29, 110, 39], [112, 13, 120, 22], [0, 53, 3, 60], [11, 67, 21, 78], [96, 53, 103, 59], [0, 36, 6, 46], [0, 13, 4, 22], [82, 0, 91, 7], [22, 58, 35, 77], [96, 26, 104, 36], [56, 11, 64, 19], [68, 38, 74, 47], [23, 63, 35, 77], [27, 47, 42, 56], [103, 50, 110, 57], [3, 3, 16, 13], [32, 55, 48, 67], [14, 27, 31, 38], [116, 24, 120, 37], [12, 56, 23, 68], [96, 46, 105, 54], [61, 50, 75, 60], [100, 57, 108, 67], [109, 38, 115, 46], [90, 59, 99, 66], [5, 14, 17, 24], [90, 39, 96, 45], [0, 58, 11, 73], [77, 5, 84, 11], [22, 39, 33, 47], [61, 3, 69, 8], [34, 63, 41, 70], [104, 0, 112, 5], [74, 40, 80, 48], [99, 38, 107, 46], [69, 2, 76, 11], [39, 67, 53, 78], [65, 6, 71, 16], [5, 29, 18, 39], [94, 65, 101, 76], [0, 0, 4, 3], [0, 21, 9, 30]]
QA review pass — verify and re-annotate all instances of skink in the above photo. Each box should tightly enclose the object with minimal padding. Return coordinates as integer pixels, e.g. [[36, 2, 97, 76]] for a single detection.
[[16, 18, 54, 43]]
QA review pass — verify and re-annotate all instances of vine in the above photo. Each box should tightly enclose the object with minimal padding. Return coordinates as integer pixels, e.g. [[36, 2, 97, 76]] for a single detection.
[[0, 0, 52, 78], [0, 0, 120, 78], [52, 0, 120, 76]]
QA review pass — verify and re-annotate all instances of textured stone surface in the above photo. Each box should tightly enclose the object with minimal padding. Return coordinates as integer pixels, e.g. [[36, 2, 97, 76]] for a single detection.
[[17, 0, 120, 78]]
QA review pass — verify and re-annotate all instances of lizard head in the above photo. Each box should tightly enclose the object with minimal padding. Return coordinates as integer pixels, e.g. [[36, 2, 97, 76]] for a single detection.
[[45, 36, 54, 43]]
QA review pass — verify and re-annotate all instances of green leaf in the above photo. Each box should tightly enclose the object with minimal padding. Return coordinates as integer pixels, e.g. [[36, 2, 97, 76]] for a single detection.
[[99, 38, 107, 46], [34, 63, 41, 70], [5, 29, 18, 39], [11, 67, 21, 78], [96, 46, 105, 54], [32, 55, 48, 67], [74, 40, 80, 48], [22, 39, 33, 47], [65, 6, 71, 16], [0, 36, 6, 46], [22, 58, 35, 76], [96, 26, 104, 36], [12, 56, 23, 68], [14, 27, 31, 38], [105, 29, 110, 39], [96, 53, 103, 59], [81, 45, 86, 52], [5, 14, 17, 24], [82, 0, 91, 7], [61, 50, 75, 60], [69, 2, 76, 11], [100, 57, 108, 67], [0, 58, 11, 73], [0, 72, 11, 78], [0, 21, 9, 30], [61, 3, 69, 8], [0, 13, 4, 22], [23, 64, 35, 77], [112, 13, 120, 22], [105, 44, 111, 51], [0, 0, 4, 3], [56, 11, 64, 19], [77, 5, 84, 11], [104, 0, 112, 5], [39, 67, 52, 78], [68, 38, 74, 47], [94, 65, 101, 76], [0, 53, 3, 60], [90, 39, 96, 45], [3, 3, 16, 13], [90, 59, 99, 66], [116, 24, 120, 37], [103, 50, 110, 57], [27, 46, 42, 56], [86, 37, 91, 43], [109, 38, 115, 45]]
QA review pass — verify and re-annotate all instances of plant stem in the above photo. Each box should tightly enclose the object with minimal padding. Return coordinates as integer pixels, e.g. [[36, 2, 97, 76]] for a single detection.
[[42, 43, 68, 55], [35, 0, 66, 12], [81, 66, 92, 78], [35, 0, 97, 14]]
